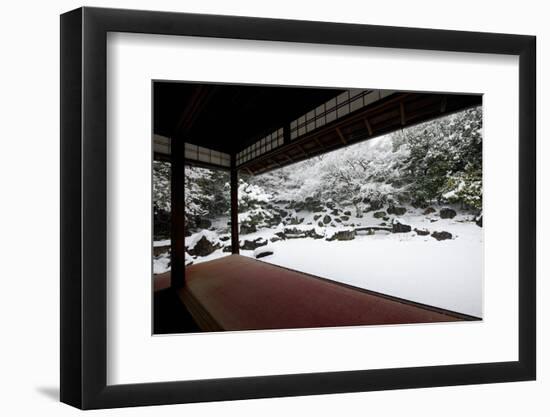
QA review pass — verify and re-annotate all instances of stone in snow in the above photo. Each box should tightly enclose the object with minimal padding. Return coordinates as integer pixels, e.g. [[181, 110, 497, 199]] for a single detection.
[[392, 220, 412, 233], [240, 223, 257, 234], [431, 231, 453, 241], [387, 206, 407, 215], [240, 238, 268, 251], [475, 215, 483, 227], [439, 207, 457, 219], [254, 246, 274, 259], [326, 229, 356, 241], [188, 235, 220, 257]]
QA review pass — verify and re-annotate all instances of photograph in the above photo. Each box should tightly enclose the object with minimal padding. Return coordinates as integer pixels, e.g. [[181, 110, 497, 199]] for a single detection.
[[152, 82, 484, 333]]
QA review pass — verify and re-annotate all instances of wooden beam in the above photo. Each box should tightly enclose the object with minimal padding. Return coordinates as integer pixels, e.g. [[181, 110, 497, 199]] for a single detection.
[[170, 137, 186, 289], [228, 92, 481, 177], [297, 144, 309, 157], [363, 118, 373, 136], [176, 85, 216, 135], [313, 137, 325, 151], [230, 155, 240, 255], [335, 127, 347, 144]]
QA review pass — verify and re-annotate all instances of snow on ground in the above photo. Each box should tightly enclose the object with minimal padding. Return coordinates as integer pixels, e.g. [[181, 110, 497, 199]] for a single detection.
[[160, 207, 483, 318], [241, 219, 482, 318], [153, 252, 171, 274]]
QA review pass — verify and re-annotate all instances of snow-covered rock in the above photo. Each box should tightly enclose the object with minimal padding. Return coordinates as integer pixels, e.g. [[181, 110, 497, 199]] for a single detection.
[[326, 228, 355, 241], [414, 228, 430, 236], [240, 237, 268, 251], [387, 206, 407, 215], [440, 207, 457, 219], [153, 252, 172, 274], [431, 231, 453, 241], [392, 219, 412, 233], [475, 214, 483, 227], [254, 245, 274, 259], [187, 230, 221, 257]]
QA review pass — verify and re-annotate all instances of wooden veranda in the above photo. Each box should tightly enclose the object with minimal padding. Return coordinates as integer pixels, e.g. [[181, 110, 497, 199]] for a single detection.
[[153, 82, 482, 332]]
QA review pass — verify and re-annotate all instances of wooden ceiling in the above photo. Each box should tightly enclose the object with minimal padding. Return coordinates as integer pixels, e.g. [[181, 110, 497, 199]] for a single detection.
[[154, 81, 345, 154], [239, 92, 482, 175], [154, 81, 481, 175]]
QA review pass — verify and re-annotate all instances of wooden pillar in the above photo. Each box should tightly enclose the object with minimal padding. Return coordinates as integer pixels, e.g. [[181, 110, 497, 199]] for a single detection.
[[170, 137, 186, 288], [283, 123, 291, 145], [230, 154, 240, 254]]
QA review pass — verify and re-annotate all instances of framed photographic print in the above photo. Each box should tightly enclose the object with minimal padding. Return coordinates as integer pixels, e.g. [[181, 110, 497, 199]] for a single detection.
[[60, 6, 536, 409]]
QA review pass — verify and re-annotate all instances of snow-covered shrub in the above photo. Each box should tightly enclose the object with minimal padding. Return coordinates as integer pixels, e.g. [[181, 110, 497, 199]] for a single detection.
[[394, 106, 482, 207], [184, 166, 230, 231], [442, 165, 482, 211]]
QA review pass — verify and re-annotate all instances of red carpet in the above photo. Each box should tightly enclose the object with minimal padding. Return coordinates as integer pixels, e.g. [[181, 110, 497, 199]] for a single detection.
[[179, 255, 468, 331]]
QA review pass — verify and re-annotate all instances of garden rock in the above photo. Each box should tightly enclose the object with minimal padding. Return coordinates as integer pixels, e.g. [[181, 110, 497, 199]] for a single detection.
[[392, 221, 412, 233], [254, 246, 274, 259], [476, 215, 483, 227], [387, 206, 407, 215], [431, 231, 453, 241], [440, 207, 457, 219], [240, 238, 268, 250], [189, 235, 220, 257], [326, 230, 356, 241], [240, 223, 257, 235]]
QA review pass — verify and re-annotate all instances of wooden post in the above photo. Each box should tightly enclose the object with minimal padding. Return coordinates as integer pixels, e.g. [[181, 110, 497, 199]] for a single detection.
[[170, 137, 186, 288], [283, 123, 291, 145], [230, 154, 240, 254]]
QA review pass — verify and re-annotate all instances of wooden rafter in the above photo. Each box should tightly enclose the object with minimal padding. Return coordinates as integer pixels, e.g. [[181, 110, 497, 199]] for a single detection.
[[313, 137, 323, 148], [335, 127, 347, 144], [296, 144, 309, 157], [363, 118, 373, 136], [236, 92, 481, 176]]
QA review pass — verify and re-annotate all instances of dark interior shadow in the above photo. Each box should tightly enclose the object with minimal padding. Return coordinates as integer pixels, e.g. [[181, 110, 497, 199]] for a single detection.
[[36, 386, 59, 401], [154, 288, 201, 334]]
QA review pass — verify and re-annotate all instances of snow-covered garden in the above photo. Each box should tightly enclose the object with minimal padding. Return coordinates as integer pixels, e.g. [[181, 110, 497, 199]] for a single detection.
[[154, 106, 483, 317]]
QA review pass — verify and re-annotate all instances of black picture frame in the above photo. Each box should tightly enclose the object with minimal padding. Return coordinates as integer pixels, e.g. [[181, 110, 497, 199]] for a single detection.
[[60, 6, 536, 410]]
